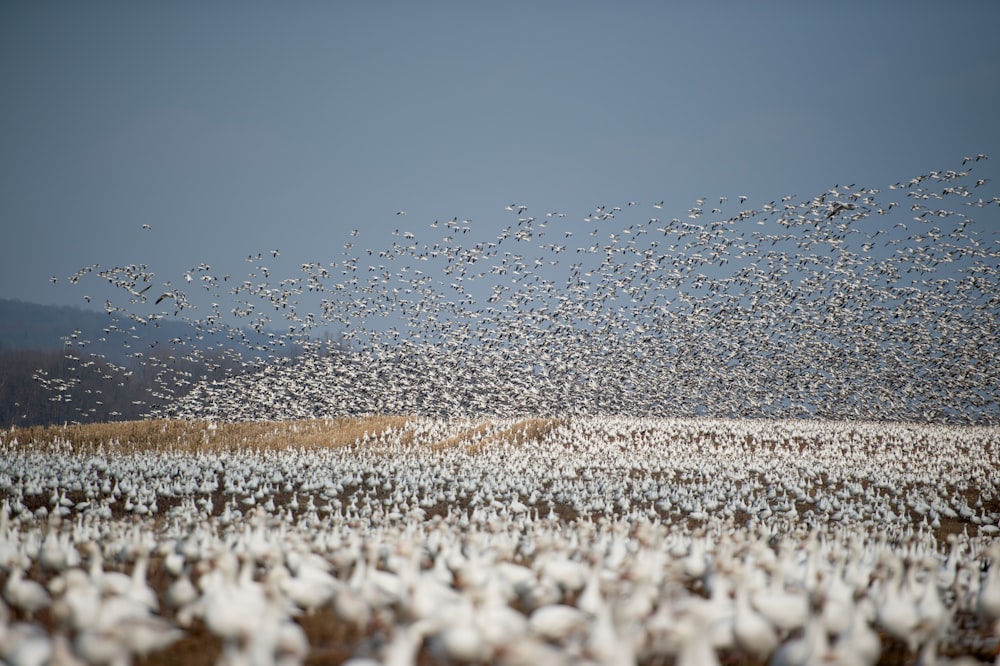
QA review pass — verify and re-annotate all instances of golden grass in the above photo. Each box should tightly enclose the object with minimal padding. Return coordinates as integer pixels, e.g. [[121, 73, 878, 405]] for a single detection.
[[428, 421, 494, 451], [2, 416, 570, 455], [417, 417, 567, 453], [469, 417, 567, 453], [2, 416, 414, 454]]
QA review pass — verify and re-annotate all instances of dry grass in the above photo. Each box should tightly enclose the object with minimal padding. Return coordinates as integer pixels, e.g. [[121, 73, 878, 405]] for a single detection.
[[468, 417, 566, 453], [419, 417, 567, 452], [1, 416, 567, 455], [427, 421, 494, 451], [2, 416, 414, 454]]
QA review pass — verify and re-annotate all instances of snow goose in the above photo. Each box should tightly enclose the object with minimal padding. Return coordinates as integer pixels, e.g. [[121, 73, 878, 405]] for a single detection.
[[123, 543, 158, 612], [3, 556, 51, 619], [750, 560, 808, 636], [584, 594, 636, 666], [164, 566, 200, 626], [199, 549, 268, 645], [80, 542, 131, 599], [427, 599, 493, 663], [670, 598, 722, 666], [74, 589, 183, 666], [978, 542, 1000, 623], [528, 603, 589, 642], [828, 593, 881, 666], [733, 580, 779, 660], [38, 521, 73, 573], [0, 614, 53, 666], [875, 556, 921, 651], [769, 609, 829, 666], [48, 568, 100, 632], [270, 549, 339, 614]]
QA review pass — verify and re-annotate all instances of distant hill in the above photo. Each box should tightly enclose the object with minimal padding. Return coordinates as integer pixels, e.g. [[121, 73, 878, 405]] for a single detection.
[[0, 297, 281, 362], [0, 298, 302, 426], [0, 298, 107, 352]]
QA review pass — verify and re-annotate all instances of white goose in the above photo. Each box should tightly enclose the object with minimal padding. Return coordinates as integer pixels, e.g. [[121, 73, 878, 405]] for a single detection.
[[769, 609, 829, 666], [978, 542, 1000, 623], [3, 556, 51, 619], [751, 560, 808, 636], [0, 610, 53, 666], [876, 556, 921, 651], [828, 593, 881, 666], [733, 580, 779, 660]]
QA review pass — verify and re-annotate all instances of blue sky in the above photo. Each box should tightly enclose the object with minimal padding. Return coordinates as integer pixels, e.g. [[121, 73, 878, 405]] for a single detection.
[[2, 1, 998, 313]]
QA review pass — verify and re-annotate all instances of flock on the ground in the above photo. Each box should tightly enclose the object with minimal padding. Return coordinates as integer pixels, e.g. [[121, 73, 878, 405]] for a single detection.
[[1, 417, 999, 665], [43, 155, 999, 424]]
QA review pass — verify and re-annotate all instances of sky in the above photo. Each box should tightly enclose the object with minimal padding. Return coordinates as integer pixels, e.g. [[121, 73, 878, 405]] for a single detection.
[[2, 1, 999, 315]]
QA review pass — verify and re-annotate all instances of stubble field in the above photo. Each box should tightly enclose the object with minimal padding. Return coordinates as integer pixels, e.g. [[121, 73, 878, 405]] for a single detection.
[[2, 416, 999, 665]]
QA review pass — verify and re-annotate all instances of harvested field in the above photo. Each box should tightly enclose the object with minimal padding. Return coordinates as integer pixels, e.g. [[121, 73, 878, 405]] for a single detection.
[[2, 417, 999, 665]]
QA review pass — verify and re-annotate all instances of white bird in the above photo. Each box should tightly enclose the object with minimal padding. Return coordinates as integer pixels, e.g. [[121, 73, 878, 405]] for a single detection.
[[3, 559, 51, 619], [734, 582, 779, 660]]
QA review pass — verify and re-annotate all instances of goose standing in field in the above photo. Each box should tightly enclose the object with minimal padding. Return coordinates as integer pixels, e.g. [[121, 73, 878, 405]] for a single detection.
[[978, 542, 1000, 624], [3, 556, 51, 619], [164, 565, 200, 626], [769, 608, 830, 666], [733, 580, 779, 661], [751, 559, 809, 636], [49, 568, 101, 633], [0, 601, 53, 666], [828, 593, 881, 666], [670, 599, 722, 666], [876, 556, 922, 651], [38, 521, 73, 574]]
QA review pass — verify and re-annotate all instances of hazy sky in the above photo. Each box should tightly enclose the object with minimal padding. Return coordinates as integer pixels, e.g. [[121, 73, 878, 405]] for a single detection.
[[2, 1, 998, 311]]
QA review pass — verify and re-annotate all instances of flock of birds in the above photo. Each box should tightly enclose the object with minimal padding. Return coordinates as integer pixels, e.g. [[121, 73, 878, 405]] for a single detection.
[[1, 417, 999, 665], [15, 156, 996, 664], [42, 155, 998, 424]]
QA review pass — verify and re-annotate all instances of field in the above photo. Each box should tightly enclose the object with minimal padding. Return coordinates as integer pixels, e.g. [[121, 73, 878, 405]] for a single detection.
[[2, 416, 999, 665]]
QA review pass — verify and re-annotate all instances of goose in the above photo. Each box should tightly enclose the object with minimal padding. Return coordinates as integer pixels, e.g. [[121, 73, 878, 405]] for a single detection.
[[474, 586, 530, 651], [585, 598, 636, 666], [0, 616, 53, 666], [268, 562, 337, 613], [95, 610, 183, 663], [769, 610, 829, 666], [828, 593, 881, 666], [427, 599, 493, 663], [3, 558, 51, 619], [80, 542, 131, 599], [331, 584, 371, 633], [670, 599, 722, 666], [978, 543, 1000, 623], [750, 563, 808, 635], [123, 544, 158, 612], [733, 581, 779, 660], [819, 563, 854, 636], [528, 603, 589, 642], [914, 559, 949, 648], [199, 550, 268, 645], [876, 557, 921, 651], [49, 568, 101, 632], [164, 567, 200, 626], [679, 536, 708, 581], [38, 523, 72, 573]]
